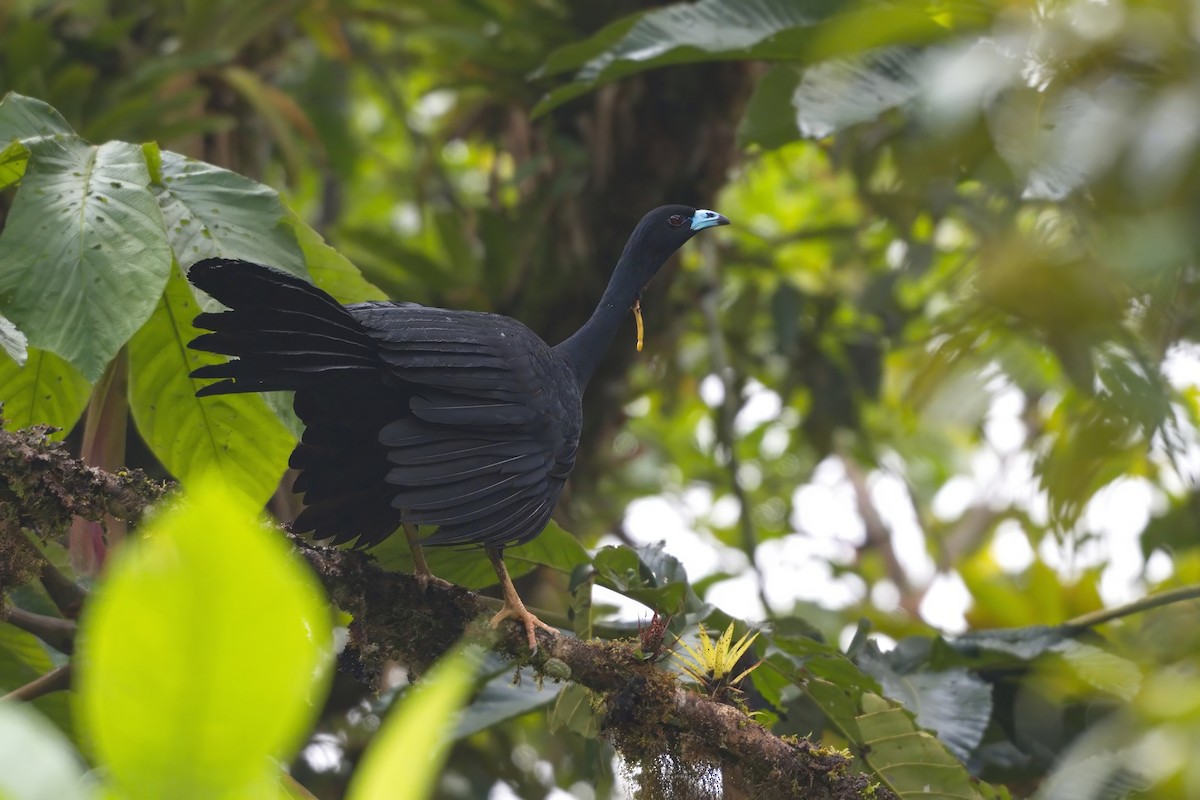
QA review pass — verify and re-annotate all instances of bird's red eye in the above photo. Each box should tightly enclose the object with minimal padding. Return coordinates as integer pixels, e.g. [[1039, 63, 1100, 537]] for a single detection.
[[668, 214, 685, 227]]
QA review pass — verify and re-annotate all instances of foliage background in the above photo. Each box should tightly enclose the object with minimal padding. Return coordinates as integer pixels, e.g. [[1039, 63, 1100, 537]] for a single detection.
[[2, 0, 1200, 798]]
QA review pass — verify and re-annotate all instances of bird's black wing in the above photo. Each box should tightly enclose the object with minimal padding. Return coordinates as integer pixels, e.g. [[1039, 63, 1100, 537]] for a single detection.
[[352, 304, 582, 549]]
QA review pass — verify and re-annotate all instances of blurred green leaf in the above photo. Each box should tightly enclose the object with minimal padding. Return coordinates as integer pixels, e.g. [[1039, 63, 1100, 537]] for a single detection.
[[0, 136, 170, 382], [75, 476, 333, 799], [453, 667, 557, 740], [0, 348, 91, 438], [739, 64, 805, 150], [549, 683, 601, 739], [0, 623, 73, 739], [347, 646, 478, 800], [128, 264, 295, 506], [0, 703, 89, 800], [533, 0, 952, 116]]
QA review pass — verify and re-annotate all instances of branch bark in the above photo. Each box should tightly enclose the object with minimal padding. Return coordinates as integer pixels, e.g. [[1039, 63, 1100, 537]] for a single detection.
[[0, 420, 887, 800]]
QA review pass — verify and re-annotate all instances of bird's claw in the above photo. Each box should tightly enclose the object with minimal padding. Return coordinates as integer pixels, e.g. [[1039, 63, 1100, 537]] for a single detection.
[[490, 603, 558, 654], [414, 569, 453, 594]]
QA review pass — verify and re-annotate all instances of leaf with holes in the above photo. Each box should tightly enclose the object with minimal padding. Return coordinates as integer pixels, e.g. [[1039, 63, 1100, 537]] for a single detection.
[[154, 148, 306, 310], [0, 136, 170, 382]]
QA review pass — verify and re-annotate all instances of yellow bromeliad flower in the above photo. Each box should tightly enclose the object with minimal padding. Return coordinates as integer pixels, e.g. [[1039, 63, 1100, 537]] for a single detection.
[[672, 622, 762, 702]]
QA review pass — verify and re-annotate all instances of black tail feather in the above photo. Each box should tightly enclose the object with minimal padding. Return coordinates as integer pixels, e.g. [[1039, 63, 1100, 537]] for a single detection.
[[187, 258, 407, 548], [186, 259, 378, 395]]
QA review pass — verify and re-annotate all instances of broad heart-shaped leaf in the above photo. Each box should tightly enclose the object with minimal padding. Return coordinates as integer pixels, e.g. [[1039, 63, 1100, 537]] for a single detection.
[[0, 703, 89, 800], [75, 476, 333, 800], [128, 263, 295, 506], [0, 312, 28, 365], [0, 136, 171, 382], [372, 521, 589, 590], [154, 148, 306, 310], [347, 647, 478, 800], [0, 348, 91, 438], [0, 92, 76, 143]]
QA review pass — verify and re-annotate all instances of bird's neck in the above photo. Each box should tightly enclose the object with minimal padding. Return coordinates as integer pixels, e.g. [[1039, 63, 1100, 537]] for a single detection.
[[555, 254, 648, 388]]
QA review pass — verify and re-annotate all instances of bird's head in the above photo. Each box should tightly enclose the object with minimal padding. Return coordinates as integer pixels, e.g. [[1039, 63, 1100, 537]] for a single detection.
[[621, 205, 729, 271], [619, 204, 729, 350]]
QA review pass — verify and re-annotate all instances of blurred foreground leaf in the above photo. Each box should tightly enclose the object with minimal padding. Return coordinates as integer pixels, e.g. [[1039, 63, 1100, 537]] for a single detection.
[[75, 476, 333, 799], [347, 647, 478, 800], [0, 703, 89, 800]]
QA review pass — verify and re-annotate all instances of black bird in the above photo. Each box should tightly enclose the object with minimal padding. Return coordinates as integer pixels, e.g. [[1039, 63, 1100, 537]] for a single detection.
[[186, 205, 729, 650]]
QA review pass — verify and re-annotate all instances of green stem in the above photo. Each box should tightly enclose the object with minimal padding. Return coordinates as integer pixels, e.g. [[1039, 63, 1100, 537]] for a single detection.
[[1064, 584, 1200, 632]]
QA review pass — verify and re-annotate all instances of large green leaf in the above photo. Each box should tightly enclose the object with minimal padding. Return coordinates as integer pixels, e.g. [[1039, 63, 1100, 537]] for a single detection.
[[128, 263, 295, 505], [0, 348, 91, 437], [346, 647, 478, 800], [285, 213, 386, 304], [858, 643, 993, 764], [155, 149, 306, 311], [857, 692, 1001, 800], [767, 631, 1005, 800], [0, 704, 89, 800], [0, 92, 76, 143], [0, 136, 171, 382], [75, 476, 333, 800]]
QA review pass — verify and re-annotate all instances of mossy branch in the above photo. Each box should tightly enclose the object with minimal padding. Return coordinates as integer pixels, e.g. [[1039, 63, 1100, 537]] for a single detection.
[[0, 421, 886, 800]]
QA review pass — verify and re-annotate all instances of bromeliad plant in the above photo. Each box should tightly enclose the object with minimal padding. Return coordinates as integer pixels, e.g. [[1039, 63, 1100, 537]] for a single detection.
[[672, 622, 762, 704]]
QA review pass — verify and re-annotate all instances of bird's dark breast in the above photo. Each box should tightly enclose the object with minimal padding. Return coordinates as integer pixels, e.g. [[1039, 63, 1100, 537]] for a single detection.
[[290, 303, 582, 551]]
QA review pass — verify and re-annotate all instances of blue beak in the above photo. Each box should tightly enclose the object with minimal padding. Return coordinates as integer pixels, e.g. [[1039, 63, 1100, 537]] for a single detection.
[[691, 209, 730, 231]]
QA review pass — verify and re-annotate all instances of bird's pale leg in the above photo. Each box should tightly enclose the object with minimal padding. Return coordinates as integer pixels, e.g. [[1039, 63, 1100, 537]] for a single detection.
[[405, 523, 451, 592], [487, 547, 558, 652]]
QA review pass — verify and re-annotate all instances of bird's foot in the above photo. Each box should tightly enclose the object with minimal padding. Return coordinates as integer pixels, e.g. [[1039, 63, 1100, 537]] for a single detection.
[[490, 601, 558, 654], [413, 567, 453, 594]]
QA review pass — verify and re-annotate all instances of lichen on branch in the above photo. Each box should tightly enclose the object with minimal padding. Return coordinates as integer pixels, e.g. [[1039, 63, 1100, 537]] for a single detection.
[[0, 419, 889, 800]]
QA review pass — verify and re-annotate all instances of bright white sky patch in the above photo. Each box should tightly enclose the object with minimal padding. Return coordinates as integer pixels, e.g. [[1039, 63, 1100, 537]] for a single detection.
[[871, 471, 936, 585], [990, 519, 1035, 573], [920, 572, 971, 633], [735, 380, 783, 434], [699, 373, 724, 407]]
